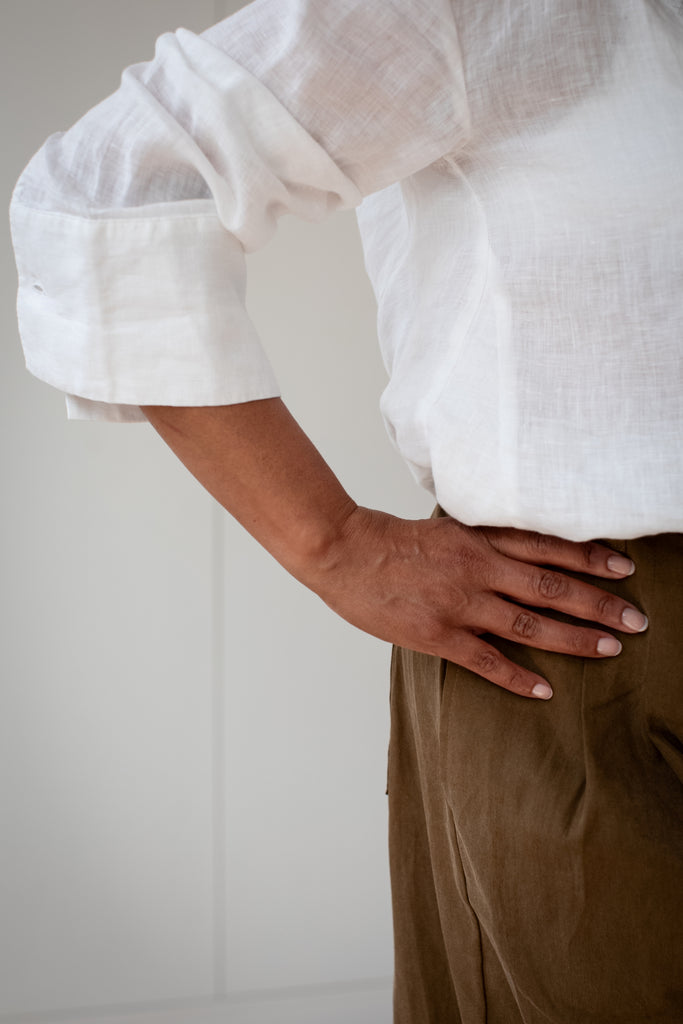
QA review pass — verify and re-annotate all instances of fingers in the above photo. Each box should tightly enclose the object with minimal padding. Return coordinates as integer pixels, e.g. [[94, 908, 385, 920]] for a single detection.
[[493, 561, 648, 636], [441, 592, 630, 701], [450, 634, 554, 700], [480, 594, 626, 660], [485, 527, 635, 580]]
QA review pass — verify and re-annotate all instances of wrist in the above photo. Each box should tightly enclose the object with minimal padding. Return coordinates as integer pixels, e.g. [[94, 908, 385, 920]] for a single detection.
[[279, 494, 359, 587]]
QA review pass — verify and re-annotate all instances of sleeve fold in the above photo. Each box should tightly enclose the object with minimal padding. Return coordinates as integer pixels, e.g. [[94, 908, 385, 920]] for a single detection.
[[8, 0, 468, 422]]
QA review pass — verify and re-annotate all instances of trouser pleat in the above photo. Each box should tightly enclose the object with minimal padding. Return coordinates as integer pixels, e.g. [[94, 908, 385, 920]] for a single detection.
[[389, 532, 683, 1023]]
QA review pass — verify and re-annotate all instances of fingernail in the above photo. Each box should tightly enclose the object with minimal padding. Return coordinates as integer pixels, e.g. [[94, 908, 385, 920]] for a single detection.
[[607, 554, 635, 576], [597, 636, 622, 656], [622, 608, 648, 632], [532, 682, 553, 699]]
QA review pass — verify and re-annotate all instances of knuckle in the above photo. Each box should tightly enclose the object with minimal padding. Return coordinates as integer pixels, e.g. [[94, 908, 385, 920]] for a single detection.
[[536, 570, 568, 600], [580, 541, 598, 570], [507, 669, 532, 695], [566, 627, 589, 654], [472, 648, 501, 676], [528, 531, 554, 558], [456, 544, 487, 581], [596, 592, 616, 619], [511, 611, 541, 640], [422, 615, 452, 649]]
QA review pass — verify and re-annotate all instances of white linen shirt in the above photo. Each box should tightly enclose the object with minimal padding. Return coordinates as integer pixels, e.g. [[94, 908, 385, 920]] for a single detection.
[[9, 0, 683, 541]]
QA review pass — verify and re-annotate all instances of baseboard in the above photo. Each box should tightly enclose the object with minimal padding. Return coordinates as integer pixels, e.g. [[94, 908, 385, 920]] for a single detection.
[[3, 979, 394, 1024]]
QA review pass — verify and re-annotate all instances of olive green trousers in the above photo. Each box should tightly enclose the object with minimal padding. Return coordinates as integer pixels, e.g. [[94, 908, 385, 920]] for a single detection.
[[389, 532, 683, 1023]]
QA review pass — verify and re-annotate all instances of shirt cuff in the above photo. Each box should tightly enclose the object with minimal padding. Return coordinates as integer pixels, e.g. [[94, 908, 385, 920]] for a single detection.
[[9, 195, 280, 423]]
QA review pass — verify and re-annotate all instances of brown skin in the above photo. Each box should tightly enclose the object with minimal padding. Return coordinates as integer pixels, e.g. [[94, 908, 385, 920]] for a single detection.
[[142, 397, 647, 700]]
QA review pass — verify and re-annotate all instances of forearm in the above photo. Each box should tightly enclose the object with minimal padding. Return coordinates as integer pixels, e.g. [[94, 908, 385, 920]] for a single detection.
[[142, 396, 647, 701], [141, 398, 357, 584]]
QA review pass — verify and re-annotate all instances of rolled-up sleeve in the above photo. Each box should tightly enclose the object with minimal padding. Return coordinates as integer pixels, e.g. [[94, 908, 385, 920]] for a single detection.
[[8, 0, 468, 422]]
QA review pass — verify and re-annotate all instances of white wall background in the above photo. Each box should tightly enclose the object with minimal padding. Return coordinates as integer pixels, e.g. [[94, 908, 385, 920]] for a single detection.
[[0, 2, 432, 1022]]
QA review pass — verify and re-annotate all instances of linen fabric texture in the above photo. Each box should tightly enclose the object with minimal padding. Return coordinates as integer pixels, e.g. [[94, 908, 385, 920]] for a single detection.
[[389, 526, 683, 1023], [8, 0, 683, 541]]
